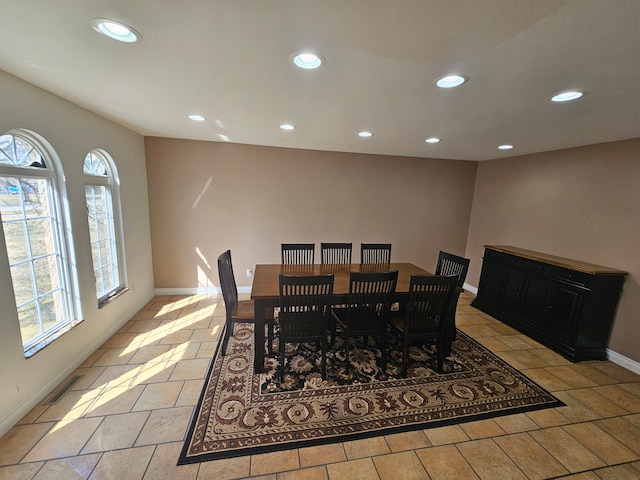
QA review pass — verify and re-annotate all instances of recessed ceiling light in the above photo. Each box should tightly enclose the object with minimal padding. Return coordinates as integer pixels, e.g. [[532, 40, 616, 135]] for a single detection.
[[291, 52, 324, 69], [551, 91, 584, 102], [358, 131, 373, 137], [279, 124, 295, 130], [91, 18, 141, 43], [425, 137, 441, 143], [435, 74, 467, 88], [498, 144, 514, 150], [188, 114, 206, 122]]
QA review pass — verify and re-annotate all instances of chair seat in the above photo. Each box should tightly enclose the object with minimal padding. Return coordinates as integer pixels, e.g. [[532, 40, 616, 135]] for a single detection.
[[389, 315, 404, 332], [389, 314, 440, 336]]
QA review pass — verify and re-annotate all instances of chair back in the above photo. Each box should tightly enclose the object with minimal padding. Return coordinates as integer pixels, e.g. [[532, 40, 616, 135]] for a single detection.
[[435, 251, 470, 288], [360, 243, 391, 264], [345, 270, 398, 332], [405, 275, 458, 334], [281, 243, 315, 265], [279, 274, 334, 338], [321, 242, 352, 264], [217, 250, 238, 311]]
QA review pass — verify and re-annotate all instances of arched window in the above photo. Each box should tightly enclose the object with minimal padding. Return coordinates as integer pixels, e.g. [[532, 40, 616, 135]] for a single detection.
[[0, 130, 81, 356], [84, 149, 126, 305]]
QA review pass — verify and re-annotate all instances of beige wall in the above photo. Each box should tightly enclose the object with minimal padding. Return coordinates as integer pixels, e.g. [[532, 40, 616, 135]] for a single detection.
[[145, 138, 477, 291], [466, 138, 640, 363], [0, 71, 155, 435]]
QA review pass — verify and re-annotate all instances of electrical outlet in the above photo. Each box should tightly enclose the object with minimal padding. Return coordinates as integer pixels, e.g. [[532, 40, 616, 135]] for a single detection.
[[246, 269, 253, 277]]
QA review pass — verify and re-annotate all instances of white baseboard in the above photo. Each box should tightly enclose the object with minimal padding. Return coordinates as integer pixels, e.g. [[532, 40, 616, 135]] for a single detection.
[[0, 290, 155, 438], [154, 286, 251, 295], [463, 283, 478, 295], [607, 348, 640, 375]]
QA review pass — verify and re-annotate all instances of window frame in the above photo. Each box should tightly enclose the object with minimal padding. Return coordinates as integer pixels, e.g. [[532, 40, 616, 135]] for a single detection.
[[0, 129, 82, 356], [83, 149, 127, 306]]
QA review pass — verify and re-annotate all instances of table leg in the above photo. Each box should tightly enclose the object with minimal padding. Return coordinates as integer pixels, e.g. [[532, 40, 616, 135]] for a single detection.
[[254, 300, 265, 373]]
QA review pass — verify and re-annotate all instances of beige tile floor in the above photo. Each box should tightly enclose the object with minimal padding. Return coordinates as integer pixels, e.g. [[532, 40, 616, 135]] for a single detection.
[[1, 292, 640, 480]]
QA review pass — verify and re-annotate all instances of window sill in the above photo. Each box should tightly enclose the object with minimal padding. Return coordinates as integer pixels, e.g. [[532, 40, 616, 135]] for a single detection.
[[24, 317, 85, 358], [98, 287, 130, 309]]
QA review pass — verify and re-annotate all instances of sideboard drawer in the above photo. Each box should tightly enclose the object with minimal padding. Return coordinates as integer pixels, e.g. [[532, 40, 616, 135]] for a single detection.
[[556, 267, 588, 286]]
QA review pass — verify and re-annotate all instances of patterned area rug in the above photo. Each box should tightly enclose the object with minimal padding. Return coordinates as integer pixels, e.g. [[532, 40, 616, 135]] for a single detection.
[[179, 323, 563, 464]]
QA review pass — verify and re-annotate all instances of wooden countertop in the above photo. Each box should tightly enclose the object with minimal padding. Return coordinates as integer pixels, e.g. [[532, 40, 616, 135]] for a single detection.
[[484, 245, 627, 276]]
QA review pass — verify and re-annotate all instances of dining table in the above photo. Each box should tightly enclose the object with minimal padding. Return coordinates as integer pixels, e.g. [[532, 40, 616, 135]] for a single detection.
[[250, 262, 465, 373]]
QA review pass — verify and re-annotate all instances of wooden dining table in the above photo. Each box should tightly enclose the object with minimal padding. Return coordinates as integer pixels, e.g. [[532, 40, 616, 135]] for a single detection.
[[250, 262, 444, 373]]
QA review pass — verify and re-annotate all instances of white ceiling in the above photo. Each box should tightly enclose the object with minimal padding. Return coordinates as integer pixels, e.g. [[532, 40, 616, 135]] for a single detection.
[[1, 0, 639, 161]]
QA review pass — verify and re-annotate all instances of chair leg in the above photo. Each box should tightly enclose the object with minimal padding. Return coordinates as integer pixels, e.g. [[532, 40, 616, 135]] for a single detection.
[[402, 337, 409, 377], [267, 319, 274, 354], [436, 337, 444, 374], [280, 336, 286, 384], [345, 337, 351, 375], [321, 340, 327, 379], [380, 334, 386, 373], [330, 317, 336, 346], [222, 319, 233, 355]]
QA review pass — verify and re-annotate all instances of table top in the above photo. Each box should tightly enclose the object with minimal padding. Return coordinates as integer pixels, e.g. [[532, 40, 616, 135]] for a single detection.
[[485, 245, 627, 276], [251, 263, 432, 300]]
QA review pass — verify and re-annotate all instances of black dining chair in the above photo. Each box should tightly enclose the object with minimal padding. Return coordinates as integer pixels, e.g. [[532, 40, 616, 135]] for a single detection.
[[360, 243, 392, 264], [435, 250, 470, 348], [435, 251, 470, 288], [278, 273, 334, 382], [217, 250, 274, 355], [281, 243, 315, 265], [389, 274, 458, 375], [321, 242, 352, 264], [331, 270, 398, 374]]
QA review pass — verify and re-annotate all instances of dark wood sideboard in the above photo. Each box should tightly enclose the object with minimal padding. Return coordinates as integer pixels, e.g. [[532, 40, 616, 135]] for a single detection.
[[471, 245, 627, 362]]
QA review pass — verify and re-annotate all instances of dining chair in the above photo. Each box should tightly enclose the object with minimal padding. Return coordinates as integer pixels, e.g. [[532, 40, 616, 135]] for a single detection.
[[321, 242, 352, 264], [278, 273, 334, 383], [217, 250, 274, 356], [331, 270, 398, 374], [435, 251, 470, 288], [360, 243, 392, 264], [389, 274, 458, 375], [435, 250, 470, 347], [281, 243, 315, 265]]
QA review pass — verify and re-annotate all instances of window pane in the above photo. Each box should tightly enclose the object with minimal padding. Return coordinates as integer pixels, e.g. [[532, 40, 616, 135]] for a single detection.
[[83, 152, 108, 176], [3, 221, 28, 264], [27, 217, 52, 258], [99, 239, 111, 264], [10, 262, 35, 305], [33, 255, 59, 294], [0, 134, 46, 168], [17, 302, 40, 344], [41, 291, 64, 332], [91, 241, 101, 267], [0, 178, 24, 220]]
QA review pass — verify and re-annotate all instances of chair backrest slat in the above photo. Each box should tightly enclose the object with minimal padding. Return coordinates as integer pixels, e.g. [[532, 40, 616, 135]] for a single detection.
[[435, 251, 470, 288], [279, 274, 334, 338], [405, 274, 458, 332], [281, 243, 315, 264], [321, 242, 352, 264], [346, 270, 398, 332], [360, 243, 392, 264]]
